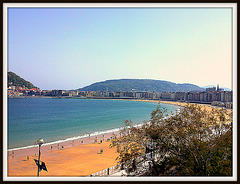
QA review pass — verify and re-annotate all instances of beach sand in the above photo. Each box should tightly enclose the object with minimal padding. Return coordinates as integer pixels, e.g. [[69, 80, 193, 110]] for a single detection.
[[7, 100, 228, 177], [159, 100, 232, 113], [7, 132, 119, 177], [131, 99, 225, 111]]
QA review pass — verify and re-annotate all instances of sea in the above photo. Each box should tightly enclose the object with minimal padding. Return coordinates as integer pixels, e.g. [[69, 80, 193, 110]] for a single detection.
[[7, 98, 179, 150]]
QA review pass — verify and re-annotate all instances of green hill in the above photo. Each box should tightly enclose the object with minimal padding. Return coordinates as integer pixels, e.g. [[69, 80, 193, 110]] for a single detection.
[[78, 79, 204, 93], [8, 71, 37, 89]]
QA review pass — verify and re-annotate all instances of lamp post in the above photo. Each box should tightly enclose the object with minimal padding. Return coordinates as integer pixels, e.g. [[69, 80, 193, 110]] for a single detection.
[[37, 138, 44, 177]]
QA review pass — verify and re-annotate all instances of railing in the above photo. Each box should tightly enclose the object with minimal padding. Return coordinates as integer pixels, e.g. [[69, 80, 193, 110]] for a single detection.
[[87, 150, 167, 177], [87, 163, 122, 177]]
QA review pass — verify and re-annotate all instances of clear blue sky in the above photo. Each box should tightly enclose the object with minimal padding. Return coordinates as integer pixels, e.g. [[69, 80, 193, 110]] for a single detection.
[[8, 7, 232, 90]]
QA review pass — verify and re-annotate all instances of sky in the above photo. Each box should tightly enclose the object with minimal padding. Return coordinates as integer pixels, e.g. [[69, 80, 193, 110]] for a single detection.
[[8, 6, 233, 90]]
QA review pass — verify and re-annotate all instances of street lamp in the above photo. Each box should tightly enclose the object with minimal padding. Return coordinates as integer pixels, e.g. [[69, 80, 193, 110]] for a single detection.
[[37, 138, 44, 177]]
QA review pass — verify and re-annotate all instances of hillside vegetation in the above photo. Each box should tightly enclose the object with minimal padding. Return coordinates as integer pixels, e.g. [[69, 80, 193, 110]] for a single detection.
[[78, 79, 203, 93], [8, 71, 37, 89]]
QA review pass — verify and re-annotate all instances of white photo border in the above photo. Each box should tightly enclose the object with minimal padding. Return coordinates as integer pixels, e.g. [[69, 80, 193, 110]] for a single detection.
[[3, 3, 237, 181]]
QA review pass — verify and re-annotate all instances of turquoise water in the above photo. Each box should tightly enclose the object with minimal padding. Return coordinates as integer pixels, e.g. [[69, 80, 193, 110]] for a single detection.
[[7, 98, 178, 149]]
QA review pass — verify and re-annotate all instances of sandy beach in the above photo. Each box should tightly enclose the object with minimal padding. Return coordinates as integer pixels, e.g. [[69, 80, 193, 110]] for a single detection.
[[7, 131, 120, 177], [7, 99, 226, 177], [131, 99, 227, 112]]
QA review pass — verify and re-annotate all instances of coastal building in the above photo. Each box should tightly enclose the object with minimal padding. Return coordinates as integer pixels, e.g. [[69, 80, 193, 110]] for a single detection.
[[147, 92, 155, 99], [107, 91, 114, 97], [152, 92, 160, 99], [141, 92, 147, 98], [72, 91, 79, 97], [212, 92, 219, 102], [126, 92, 134, 98], [194, 93, 200, 101], [134, 91, 149, 99], [86, 91, 96, 97], [96, 91, 104, 97], [203, 92, 209, 102], [206, 87, 216, 92], [42, 90, 52, 96], [115, 91, 121, 97], [199, 92, 204, 102], [174, 92, 185, 101], [224, 91, 232, 102], [135, 92, 143, 99], [7, 83, 232, 109], [8, 85, 16, 90], [62, 92, 72, 97], [161, 92, 171, 100], [52, 90, 65, 96], [34, 91, 42, 96], [188, 92, 194, 101], [225, 102, 233, 109], [170, 92, 175, 100], [78, 91, 86, 97]]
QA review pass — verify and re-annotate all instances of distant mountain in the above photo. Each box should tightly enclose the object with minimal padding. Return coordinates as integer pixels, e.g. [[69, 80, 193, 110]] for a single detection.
[[221, 87, 232, 91], [78, 79, 204, 93], [8, 71, 37, 89], [201, 85, 232, 91]]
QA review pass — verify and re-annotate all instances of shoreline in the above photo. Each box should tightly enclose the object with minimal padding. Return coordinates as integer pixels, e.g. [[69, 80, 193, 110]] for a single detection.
[[7, 127, 124, 151], [7, 99, 224, 177], [7, 97, 219, 152], [8, 96, 230, 111], [7, 98, 216, 151], [8, 129, 121, 159], [8, 95, 232, 110], [7, 101, 225, 177], [7, 99, 179, 151]]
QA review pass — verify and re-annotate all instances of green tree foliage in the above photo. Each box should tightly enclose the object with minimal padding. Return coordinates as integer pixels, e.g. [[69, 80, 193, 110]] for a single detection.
[[8, 71, 37, 89], [110, 104, 232, 176], [78, 79, 203, 93]]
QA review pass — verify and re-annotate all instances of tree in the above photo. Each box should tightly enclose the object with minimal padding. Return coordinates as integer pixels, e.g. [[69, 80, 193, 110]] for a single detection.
[[8, 71, 37, 89], [110, 103, 232, 176], [110, 120, 147, 174]]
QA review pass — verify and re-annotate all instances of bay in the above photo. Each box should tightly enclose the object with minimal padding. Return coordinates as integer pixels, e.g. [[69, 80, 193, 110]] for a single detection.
[[7, 98, 178, 149]]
